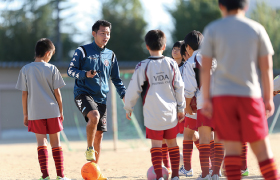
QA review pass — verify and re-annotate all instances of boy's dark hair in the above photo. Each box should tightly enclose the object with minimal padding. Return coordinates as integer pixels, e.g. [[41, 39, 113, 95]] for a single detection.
[[172, 40, 184, 50], [180, 43, 186, 57], [184, 30, 204, 51], [145, 30, 166, 51], [92, 20, 112, 32], [218, 0, 248, 11], [35, 38, 55, 58]]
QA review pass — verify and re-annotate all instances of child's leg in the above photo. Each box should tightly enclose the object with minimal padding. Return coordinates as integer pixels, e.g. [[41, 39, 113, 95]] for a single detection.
[[193, 131, 200, 150], [151, 140, 163, 180], [35, 133, 49, 179], [250, 137, 278, 180], [183, 127, 195, 171], [241, 142, 248, 171], [212, 132, 224, 176], [49, 132, 64, 178], [198, 126, 212, 178], [223, 141, 242, 180], [166, 138, 180, 178], [162, 139, 171, 170]]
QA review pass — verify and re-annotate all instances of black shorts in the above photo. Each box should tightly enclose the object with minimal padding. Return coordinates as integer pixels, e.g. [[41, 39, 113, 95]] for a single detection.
[[74, 94, 107, 132]]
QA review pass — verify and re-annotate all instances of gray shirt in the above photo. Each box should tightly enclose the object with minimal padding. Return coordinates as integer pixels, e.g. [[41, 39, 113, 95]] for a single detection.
[[200, 16, 274, 98], [16, 62, 66, 120]]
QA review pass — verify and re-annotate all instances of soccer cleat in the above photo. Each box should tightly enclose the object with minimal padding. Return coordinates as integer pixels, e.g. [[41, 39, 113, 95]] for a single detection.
[[196, 174, 211, 180], [241, 168, 249, 176], [171, 176, 179, 180], [179, 165, 193, 177], [211, 174, 219, 180], [98, 173, 108, 180], [56, 176, 71, 180], [85, 147, 96, 161], [39, 177, 50, 180]]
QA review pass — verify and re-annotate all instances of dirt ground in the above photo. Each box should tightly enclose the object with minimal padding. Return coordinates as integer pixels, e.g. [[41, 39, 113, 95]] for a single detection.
[[0, 134, 280, 180]]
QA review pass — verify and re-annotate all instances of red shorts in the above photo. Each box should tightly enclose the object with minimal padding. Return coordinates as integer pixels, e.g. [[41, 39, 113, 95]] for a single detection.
[[197, 109, 215, 130], [28, 117, 63, 134], [184, 116, 198, 131], [146, 125, 178, 140], [178, 119, 185, 134], [212, 96, 268, 143]]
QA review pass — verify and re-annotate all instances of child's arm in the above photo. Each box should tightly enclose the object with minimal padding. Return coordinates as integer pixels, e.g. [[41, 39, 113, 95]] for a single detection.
[[54, 88, 64, 121], [259, 54, 274, 118], [22, 91, 28, 127], [201, 56, 213, 118]]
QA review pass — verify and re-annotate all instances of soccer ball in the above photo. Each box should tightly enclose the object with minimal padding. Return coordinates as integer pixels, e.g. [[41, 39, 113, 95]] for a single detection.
[[81, 162, 101, 180], [147, 165, 169, 180]]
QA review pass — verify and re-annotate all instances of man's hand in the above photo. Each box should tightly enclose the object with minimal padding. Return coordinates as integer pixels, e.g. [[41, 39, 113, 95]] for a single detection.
[[264, 100, 274, 118], [86, 70, 97, 78], [23, 115, 28, 127], [126, 112, 131, 120], [178, 112, 185, 123], [185, 105, 194, 115], [201, 99, 213, 119]]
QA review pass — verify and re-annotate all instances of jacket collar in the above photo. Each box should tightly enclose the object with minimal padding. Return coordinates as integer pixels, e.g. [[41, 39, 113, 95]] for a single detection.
[[92, 41, 106, 52], [148, 55, 165, 60]]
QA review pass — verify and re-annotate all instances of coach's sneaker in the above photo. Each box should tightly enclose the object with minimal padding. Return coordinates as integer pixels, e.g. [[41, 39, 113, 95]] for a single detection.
[[98, 173, 108, 180], [241, 168, 249, 176], [211, 174, 219, 180], [179, 165, 193, 177], [39, 177, 50, 180], [56, 176, 71, 180], [196, 174, 211, 180], [171, 176, 179, 180], [85, 147, 96, 161]]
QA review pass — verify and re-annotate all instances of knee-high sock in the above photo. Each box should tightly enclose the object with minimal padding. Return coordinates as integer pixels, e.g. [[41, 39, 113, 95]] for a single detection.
[[199, 144, 210, 178], [151, 147, 162, 179], [38, 146, 49, 179], [210, 140, 215, 169], [212, 143, 224, 175], [183, 140, 193, 170], [52, 146, 64, 178], [241, 142, 248, 170], [169, 146, 180, 178], [259, 158, 279, 180], [162, 144, 171, 169], [224, 156, 241, 180]]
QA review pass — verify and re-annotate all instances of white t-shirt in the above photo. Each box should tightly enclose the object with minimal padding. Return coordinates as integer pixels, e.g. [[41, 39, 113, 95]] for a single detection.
[[16, 62, 66, 120], [200, 15, 274, 98]]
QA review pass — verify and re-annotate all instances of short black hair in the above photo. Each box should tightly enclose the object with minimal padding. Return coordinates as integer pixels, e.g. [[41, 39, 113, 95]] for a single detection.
[[172, 40, 184, 49], [180, 43, 186, 57], [35, 38, 55, 58], [92, 20, 112, 32], [218, 0, 248, 11], [145, 30, 166, 51], [184, 30, 203, 51]]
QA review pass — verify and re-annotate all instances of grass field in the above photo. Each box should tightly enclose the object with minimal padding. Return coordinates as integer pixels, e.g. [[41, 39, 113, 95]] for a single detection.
[[0, 134, 280, 180]]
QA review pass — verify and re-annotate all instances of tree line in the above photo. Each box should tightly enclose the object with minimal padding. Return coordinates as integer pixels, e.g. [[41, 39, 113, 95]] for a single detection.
[[0, 0, 279, 68]]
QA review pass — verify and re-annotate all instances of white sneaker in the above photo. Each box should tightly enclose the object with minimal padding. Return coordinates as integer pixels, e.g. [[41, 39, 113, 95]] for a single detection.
[[211, 174, 219, 180], [178, 165, 193, 177], [171, 176, 179, 180], [158, 178, 164, 180], [196, 174, 211, 180], [56, 176, 71, 180]]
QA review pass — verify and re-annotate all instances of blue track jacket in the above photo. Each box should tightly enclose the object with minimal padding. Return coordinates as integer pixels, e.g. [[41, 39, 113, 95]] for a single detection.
[[67, 41, 126, 104]]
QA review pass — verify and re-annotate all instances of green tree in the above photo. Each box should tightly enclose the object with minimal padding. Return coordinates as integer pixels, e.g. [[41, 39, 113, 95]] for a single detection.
[[0, 0, 78, 62], [169, 0, 221, 42], [250, 2, 280, 68], [101, 0, 148, 61]]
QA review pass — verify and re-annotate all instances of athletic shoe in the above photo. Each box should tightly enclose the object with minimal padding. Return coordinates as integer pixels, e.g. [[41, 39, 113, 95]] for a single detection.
[[56, 176, 71, 180], [98, 173, 108, 180], [167, 167, 172, 174], [211, 174, 219, 180], [85, 147, 96, 161], [171, 176, 179, 180], [241, 168, 249, 176], [209, 169, 213, 175], [158, 178, 164, 180], [179, 165, 193, 177], [196, 174, 211, 180], [39, 177, 50, 180]]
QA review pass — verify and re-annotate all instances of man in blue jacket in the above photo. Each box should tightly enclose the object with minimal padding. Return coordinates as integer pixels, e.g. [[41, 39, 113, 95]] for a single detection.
[[67, 20, 126, 178]]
